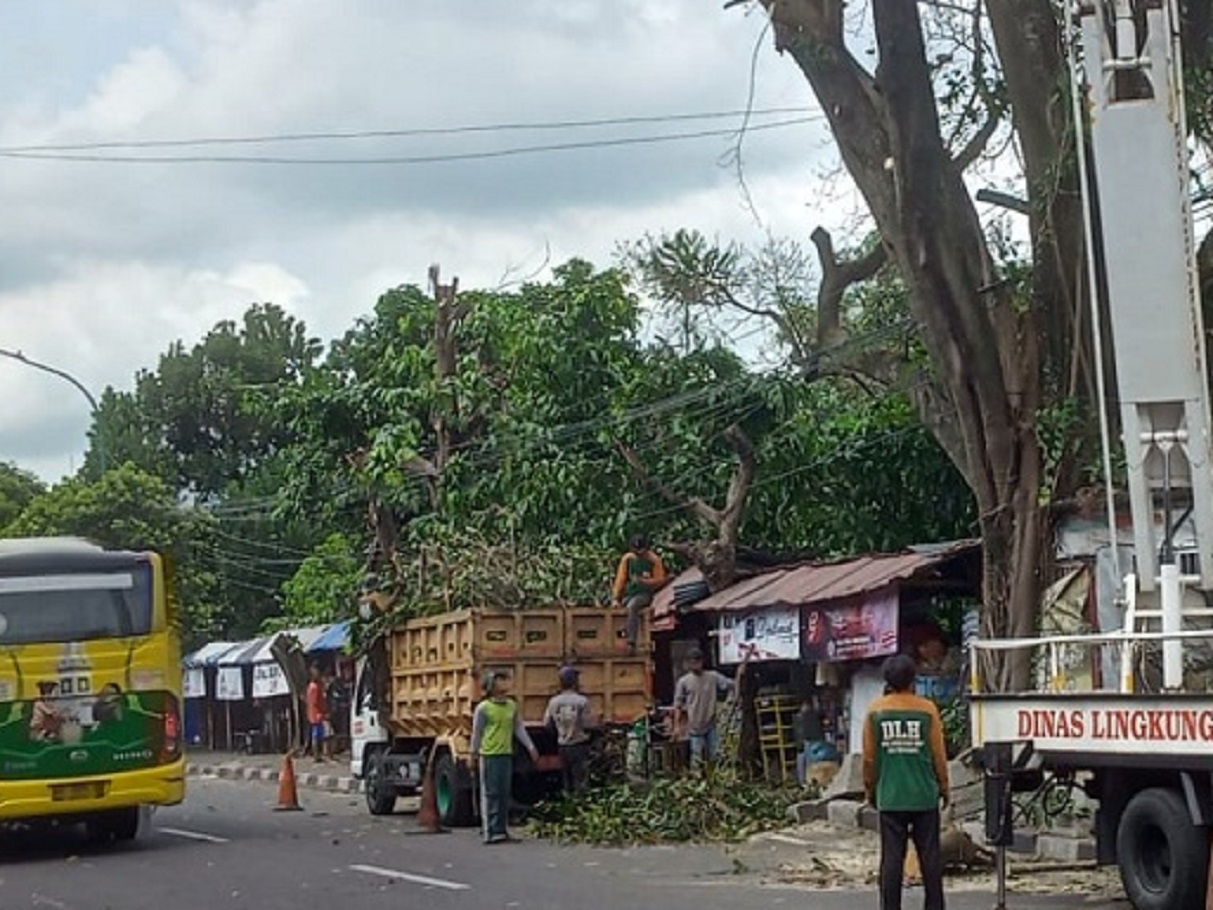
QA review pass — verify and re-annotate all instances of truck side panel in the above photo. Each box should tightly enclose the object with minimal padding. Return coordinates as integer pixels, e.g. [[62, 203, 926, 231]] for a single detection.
[[386, 607, 650, 741]]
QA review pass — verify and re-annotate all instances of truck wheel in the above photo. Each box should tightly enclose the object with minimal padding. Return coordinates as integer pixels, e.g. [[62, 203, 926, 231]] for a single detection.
[[434, 754, 475, 828], [364, 750, 397, 816], [1118, 787, 1207, 910]]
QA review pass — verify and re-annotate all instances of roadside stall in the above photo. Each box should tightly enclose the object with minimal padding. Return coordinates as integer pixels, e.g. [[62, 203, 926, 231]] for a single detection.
[[650, 540, 982, 780]]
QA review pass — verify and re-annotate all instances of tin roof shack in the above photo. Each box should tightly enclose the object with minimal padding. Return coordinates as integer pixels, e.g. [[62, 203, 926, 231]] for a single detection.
[[649, 541, 981, 777]]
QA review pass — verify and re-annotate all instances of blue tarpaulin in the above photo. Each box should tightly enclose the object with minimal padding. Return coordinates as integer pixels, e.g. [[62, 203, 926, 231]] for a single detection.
[[306, 621, 351, 653]]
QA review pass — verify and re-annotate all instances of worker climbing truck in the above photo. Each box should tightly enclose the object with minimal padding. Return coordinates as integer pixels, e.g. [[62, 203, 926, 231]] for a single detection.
[[971, 3, 1213, 910], [349, 606, 649, 826]]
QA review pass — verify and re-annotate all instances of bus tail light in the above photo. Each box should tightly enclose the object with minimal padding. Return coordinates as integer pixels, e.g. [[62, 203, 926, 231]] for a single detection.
[[162, 696, 181, 762]]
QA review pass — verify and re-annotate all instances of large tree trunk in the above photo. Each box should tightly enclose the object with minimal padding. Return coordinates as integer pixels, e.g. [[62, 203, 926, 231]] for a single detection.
[[758, 0, 1052, 687]]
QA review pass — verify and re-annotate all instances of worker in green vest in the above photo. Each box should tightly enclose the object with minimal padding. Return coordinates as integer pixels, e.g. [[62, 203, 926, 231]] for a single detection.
[[470, 669, 539, 844]]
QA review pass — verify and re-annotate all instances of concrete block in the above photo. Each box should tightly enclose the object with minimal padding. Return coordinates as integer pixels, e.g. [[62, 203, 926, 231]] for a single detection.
[[1035, 834, 1095, 863], [787, 800, 828, 824], [826, 799, 863, 828], [821, 753, 865, 801], [961, 821, 1040, 856], [216, 766, 235, 779]]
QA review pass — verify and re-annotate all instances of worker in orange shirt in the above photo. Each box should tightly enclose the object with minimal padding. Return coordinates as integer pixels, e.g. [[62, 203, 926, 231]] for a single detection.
[[612, 534, 667, 654], [305, 663, 330, 763]]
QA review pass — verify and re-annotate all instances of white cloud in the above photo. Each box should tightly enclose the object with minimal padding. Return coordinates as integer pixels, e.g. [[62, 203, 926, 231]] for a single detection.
[[0, 0, 855, 484]]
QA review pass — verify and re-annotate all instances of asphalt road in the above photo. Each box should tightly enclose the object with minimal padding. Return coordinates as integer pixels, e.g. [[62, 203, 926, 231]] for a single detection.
[[0, 777, 1129, 910]]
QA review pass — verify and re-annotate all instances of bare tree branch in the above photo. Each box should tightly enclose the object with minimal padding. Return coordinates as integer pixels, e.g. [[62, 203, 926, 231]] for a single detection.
[[810, 226, 887, 348], [976, 188, 1032, 215], [954, 106, 1003, 170], [719, 424, 757, 537], [616, 442, 722, 528]]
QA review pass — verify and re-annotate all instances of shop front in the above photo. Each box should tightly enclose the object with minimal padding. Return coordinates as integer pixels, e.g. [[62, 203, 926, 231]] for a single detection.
[[650, 540, 981, 782]]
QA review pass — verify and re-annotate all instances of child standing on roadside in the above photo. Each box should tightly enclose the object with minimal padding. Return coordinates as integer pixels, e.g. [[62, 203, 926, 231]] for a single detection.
[[470, 670, 539, 844]]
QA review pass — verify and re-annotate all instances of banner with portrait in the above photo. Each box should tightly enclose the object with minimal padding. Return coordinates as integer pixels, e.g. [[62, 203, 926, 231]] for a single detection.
[[802, 586, 899, 663]]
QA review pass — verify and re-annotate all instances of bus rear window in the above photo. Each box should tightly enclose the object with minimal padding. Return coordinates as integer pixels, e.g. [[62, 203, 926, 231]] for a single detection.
[[0, 567, 154, 644]]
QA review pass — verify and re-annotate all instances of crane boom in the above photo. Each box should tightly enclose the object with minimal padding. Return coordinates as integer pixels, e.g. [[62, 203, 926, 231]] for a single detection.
[[1079, 0, 1211, 689]]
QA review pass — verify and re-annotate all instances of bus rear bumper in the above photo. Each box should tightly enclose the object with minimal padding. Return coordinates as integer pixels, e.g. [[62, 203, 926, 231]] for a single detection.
[[0, 758, 186, 823]]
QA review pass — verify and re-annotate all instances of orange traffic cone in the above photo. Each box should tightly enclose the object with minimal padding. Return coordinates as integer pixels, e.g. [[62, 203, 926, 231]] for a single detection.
[[415, 753, 446, 834], [274, 753, 303, 812]]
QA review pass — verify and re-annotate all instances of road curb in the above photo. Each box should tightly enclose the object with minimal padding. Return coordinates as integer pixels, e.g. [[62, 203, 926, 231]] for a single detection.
[[187, 760, 364, 795]]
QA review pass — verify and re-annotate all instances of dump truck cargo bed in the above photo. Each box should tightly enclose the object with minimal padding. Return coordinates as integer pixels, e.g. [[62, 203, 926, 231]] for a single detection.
[[385, 607, 650, 740]]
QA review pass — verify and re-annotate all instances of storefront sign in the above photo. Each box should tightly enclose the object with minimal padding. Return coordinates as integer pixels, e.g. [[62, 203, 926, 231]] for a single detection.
[[1017, 706, 1213, 743], [182, 668, 206, 699], [718, 607, 801, 664], [975, 697, 1213, 757], [215, 666, 244, 701], [252, 660, 290, 698], [802, 587, 899, 663]]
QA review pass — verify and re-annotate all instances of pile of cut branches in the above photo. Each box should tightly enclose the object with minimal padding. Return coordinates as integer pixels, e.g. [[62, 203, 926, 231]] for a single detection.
[[527, 770, 803, 846]]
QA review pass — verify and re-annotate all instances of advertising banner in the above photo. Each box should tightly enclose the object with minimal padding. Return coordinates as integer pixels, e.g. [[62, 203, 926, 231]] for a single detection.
[[802, 586, 899, 663], [718, 607, 801, 664], [0, 640, 173, 780], [251, 661, 290, 698], [183, 667, 206, 699], [215, 666, 245, 701]]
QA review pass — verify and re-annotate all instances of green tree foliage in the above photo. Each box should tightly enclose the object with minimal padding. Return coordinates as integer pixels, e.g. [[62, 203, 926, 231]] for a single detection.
[[276, 257, 973, 623], [33, 251, 974, 641], [273, 532, 363, 630], [85, 303, 322, 497], [80, 304, 328, 640], [0, 462, 44, 532]]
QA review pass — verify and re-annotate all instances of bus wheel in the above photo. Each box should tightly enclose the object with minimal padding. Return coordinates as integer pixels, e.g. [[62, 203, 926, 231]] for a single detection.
[[85, 807, 144, 844], [1118, 787, 1207, 910], [435, 754, 475, 828], [365, 750, 397, 816]]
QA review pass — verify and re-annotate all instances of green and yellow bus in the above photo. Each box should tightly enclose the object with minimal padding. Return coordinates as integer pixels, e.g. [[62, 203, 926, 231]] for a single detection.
[[0, 537, 185, 840]]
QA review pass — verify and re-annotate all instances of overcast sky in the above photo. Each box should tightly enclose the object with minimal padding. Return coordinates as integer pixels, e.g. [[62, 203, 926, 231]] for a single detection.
[[0, 0, 855, 483]]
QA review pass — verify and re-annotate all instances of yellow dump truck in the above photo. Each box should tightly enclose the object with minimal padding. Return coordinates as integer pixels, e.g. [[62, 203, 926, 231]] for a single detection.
[[350, 606, 650, 825]]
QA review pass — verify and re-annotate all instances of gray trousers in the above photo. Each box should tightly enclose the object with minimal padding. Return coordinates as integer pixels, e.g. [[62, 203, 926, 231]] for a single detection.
[[625, 592, 653, 647], [479, 755, 513, 842]]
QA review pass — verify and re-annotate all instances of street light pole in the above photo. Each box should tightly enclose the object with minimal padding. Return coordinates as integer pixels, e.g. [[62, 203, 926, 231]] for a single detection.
[[0, 347, 107, 474]]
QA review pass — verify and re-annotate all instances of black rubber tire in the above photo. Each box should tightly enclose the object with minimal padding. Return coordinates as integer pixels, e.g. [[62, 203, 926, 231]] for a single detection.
[[364, 750, 397, 816], [1117, 787, 1207, 910], [85, 807, 142, 844], [434, 753, 475, 828]]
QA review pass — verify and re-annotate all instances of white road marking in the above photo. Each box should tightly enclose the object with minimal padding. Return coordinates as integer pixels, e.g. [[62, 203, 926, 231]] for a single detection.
[[159, 826, 230, 844], [349, 863, 470, 891]]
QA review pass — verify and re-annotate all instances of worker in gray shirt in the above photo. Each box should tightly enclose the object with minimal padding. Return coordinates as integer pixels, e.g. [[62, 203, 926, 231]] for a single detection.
[[543, 666, 595, 796], [674, 647, 734, 769]]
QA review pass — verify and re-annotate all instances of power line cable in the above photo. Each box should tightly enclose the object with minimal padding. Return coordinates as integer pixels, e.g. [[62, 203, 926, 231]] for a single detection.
[[0, 107, 820, 154], [0, 118, 816, 166]]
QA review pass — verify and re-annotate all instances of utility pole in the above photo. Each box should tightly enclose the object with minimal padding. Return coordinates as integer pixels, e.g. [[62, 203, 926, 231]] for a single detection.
[[0, 347, 107, 474]]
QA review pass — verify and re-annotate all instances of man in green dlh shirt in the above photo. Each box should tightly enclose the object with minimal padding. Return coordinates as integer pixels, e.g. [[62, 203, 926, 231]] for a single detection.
[[863, 654, 951, 910], [470, 669, 539, 844]]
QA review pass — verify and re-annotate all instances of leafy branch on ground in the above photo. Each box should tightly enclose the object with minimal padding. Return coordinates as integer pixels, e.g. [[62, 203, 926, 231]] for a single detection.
[[527, 769, 807, 846]]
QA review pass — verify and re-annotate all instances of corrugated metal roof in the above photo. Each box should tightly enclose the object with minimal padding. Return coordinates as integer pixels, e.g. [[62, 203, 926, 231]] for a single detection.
[[652, 540, 979, 625]]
